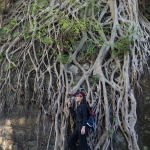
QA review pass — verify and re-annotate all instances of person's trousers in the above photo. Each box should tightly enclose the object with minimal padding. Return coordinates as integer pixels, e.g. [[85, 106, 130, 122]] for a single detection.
[[68, 125, 88, 150]]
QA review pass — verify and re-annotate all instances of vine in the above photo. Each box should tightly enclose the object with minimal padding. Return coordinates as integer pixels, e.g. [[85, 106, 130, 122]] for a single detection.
[[0, 0, 150, 149]]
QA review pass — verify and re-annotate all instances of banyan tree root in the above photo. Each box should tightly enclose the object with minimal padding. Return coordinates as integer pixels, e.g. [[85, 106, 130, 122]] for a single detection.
[[0, 0, 150, 149]]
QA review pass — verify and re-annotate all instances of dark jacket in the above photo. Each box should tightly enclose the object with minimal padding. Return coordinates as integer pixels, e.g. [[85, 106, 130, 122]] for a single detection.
[[69, 103, 88, 127]]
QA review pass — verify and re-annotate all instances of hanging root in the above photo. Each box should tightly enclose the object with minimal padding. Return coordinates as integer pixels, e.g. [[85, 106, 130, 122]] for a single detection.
[[0, 0, 150, 149]]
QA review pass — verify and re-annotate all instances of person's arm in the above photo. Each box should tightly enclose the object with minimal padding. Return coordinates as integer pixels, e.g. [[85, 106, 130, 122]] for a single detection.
[[68, 101, 76, 117], [81, 104, 87, 135], [81, 104, 87, 126]]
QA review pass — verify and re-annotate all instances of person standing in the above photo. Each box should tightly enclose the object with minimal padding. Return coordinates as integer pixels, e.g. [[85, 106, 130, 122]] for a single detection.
[[67, 91, 88, 150]]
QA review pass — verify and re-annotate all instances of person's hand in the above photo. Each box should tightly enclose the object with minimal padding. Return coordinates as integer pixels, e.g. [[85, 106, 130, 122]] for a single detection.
[[67, 101, 71, 107], [81, 126, 85, 135]]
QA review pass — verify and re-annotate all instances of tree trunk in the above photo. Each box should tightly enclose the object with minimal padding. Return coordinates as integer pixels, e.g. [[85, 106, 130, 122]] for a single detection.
[[0, 0, 150, 149]]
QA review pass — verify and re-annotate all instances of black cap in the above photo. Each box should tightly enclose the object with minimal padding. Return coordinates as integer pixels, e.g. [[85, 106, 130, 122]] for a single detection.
[[72, 91, 85, 97]]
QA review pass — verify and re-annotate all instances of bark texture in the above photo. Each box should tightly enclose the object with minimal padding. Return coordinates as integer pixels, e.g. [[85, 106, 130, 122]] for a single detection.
[[0, 0, 150, 149]]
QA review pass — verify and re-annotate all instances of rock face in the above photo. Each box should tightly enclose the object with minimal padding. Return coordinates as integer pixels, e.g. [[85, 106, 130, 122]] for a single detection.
[[68, 65, 79, 75], [135, 65, 150, 150], [0, 65, 150, 150], [0, 104, 54, 150]]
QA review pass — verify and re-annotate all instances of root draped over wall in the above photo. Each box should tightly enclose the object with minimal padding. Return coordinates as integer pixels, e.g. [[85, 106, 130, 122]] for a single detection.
[[0, 0, 150, 149]]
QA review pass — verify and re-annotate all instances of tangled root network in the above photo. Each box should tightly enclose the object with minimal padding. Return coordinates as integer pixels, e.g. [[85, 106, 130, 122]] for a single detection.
[[0, 0, 150, 149]]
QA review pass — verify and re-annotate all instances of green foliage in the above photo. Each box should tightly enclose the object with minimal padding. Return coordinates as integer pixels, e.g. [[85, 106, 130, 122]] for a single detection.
[[13, 32, 20, 37], [87, 44, 95, 59], [23, 23, 31, 40], [113, 117, 117, 123], [9, 18, 17, 27], [33, 26, 53, 45], [29, 3, 39, 15], [90, 74, 99, 86], [37, 0, 49, 8], [58, 54, 70, 64], [63, 41, 73, 51], [109, 129, 114, 135], [24, 30, 30, 41], [112, 37, 132, 58], [98, 37, 104, 47], [7, 64, 14, 70], [37, 51, 43, 57], [59, 18, 87, 35], [12, 56, 17, 63], [51, 48, 70, 64], [85, 40, 98, 60], [51, 50, 58, 56], [30, 0, 49, 15], [59, 17, 87, 52], [37, 27, 47, 36], [40, 37, 53, 45], [59, 19, 70, 30], [102, 24, 111, 35], [0, 51, 5, 63], [0, 18, 18, 41], [1, 26, 10, 33]]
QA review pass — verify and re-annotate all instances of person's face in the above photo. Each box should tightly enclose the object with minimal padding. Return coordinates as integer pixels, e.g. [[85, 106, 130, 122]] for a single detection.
[[75, 94, 83, 103]]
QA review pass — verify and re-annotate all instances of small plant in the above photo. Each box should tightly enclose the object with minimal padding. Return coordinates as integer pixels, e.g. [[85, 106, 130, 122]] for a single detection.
[[9, 18, 17, 27], [24, 30, 30, 41], [58, 54, 70, 64], [12, 56, 17, 63], [59, 18, 70, 30], [102, 24, 111, 35], [37, 51, 43, 57], [87, 44, 94, 59], [13, 32, 20, 37], [7, 64, 14, 70], [37, 27, 47, 36], [86, 40, 96, 60], [90, 74, 99, 86], [29, 3, 39, 15], [0, 51, 6, 63], [1, 27, 10, 33], [109, 129, 114, 135], [58, 17, 87, 52], [113, 117, 117, 123], [40, 37, 53, 45], [98, 37, 104, 47], [59, 17, 86, 35], [112, 36, 132, 58]]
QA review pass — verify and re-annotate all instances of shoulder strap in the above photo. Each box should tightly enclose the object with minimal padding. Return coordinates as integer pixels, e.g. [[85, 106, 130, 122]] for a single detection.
[[86, 104, 96, 117]]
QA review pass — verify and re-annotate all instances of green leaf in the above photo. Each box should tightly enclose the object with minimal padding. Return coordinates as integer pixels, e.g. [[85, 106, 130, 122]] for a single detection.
[[58, 54, 70, 64], [7, 64, 14, 70], [41, 37, 53, 45], [0, 58, 3, 63], [12, 56, 17, 62], [2, 27, 10, 33], [109, 129, 114, 135], [13, 32, 20, 37], [113, 117, 117, 122]]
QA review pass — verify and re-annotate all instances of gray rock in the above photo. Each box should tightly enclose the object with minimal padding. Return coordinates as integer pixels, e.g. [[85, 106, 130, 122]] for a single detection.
[[68, 65, 79, 75], [83, 63, 90, 70]]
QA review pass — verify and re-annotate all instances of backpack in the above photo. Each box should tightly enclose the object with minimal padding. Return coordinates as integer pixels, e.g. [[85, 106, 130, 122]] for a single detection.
[[86, 104, 96, 133]]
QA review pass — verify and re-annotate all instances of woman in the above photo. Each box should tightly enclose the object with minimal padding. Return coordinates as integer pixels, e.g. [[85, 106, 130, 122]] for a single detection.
[[67, 91, 88, 150]]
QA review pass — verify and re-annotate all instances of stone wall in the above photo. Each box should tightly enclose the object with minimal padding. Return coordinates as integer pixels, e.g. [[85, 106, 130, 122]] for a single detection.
[[0, 104, 54, 150]]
